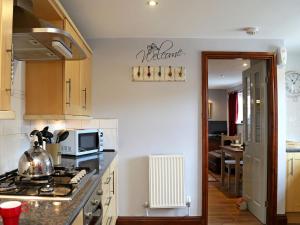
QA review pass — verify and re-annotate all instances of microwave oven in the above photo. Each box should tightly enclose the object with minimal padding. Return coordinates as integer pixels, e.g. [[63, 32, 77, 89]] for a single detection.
[[60, 129, 104, 156]]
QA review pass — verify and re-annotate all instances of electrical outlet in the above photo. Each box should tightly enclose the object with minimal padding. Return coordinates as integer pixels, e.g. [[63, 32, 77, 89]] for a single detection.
[[143, 66, 154, 81], [165, 66, 175, 81], [175, 66, 186, 81], [132, 66, 144, 81], [154, 66, 165, 81]]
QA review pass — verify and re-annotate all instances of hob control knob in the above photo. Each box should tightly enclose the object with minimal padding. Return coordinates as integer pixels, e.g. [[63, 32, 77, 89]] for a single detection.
[[91, 199, 99, 205]]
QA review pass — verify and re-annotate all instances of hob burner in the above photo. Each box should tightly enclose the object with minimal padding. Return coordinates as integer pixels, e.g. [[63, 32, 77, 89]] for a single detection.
[[40, 184, 54, 193]]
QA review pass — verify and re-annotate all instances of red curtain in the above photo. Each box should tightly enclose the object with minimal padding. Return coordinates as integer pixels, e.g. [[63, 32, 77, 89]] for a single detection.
[[228, 92, 238, 136]]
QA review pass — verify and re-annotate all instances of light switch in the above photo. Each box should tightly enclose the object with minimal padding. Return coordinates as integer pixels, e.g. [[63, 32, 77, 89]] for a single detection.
[[143, 66, 154, 81], [164, 66, 175, 81], [154, 66, 165, 81], [175, 66, 186, 81], [132, 66, 144, 81]]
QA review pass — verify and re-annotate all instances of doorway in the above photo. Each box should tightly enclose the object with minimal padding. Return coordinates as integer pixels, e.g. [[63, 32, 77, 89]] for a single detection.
[[202, 52, 278, 225]]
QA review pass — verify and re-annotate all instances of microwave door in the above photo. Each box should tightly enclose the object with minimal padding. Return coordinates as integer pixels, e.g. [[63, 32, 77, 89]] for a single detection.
[[78, 132, 99, 152]]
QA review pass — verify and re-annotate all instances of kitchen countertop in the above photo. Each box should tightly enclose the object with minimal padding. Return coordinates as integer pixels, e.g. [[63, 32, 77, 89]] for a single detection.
[[0, 151, 117, 225], [287, 141, 300, 152]]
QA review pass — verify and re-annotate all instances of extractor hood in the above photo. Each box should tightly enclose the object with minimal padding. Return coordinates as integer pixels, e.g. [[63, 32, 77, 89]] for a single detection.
[[13, 0, 86, 61]]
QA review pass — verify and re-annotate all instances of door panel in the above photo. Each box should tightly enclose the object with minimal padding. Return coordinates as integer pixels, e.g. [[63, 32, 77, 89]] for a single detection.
[[242, 61, 268, 224]]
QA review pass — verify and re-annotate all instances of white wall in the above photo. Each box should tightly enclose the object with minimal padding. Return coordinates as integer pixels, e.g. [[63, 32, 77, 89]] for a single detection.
[[277, 66, 287, 214], [286, 52, 300, 141], [89, 38, 285, 216], [208, 89, 227, 121]]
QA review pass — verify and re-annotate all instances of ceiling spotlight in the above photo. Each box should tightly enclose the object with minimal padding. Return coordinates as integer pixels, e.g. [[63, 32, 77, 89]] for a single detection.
[[243, 62, 248, 67], [244, 27, 260, 36], [147, 0, 158, 6]]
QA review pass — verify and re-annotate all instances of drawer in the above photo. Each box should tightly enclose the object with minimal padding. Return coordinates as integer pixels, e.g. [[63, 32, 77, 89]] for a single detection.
[[102, 192, 112, 217], [102, 196, 116, 225]]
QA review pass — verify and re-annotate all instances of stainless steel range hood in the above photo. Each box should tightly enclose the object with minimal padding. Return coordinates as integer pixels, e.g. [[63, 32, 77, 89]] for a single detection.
[[13, 0, 86, 61]]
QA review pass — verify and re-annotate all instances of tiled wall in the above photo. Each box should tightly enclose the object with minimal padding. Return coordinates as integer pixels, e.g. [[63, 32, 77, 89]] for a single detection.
[[0, 61, 118, 174]]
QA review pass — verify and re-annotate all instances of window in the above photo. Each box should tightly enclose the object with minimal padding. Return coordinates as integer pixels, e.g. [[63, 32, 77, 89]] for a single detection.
[[236, 92, 243, 124]]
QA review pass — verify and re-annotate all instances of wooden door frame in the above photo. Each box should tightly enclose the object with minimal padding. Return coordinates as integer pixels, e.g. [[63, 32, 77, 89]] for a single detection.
[[202, 51, 278, 225]]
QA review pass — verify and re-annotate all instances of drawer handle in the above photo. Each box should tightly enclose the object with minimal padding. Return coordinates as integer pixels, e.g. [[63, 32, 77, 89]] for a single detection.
[[106, 216, 113, 225], [105, 176, 112, 185], [97, 189, 103, 195], [105, 197, 112, 206]]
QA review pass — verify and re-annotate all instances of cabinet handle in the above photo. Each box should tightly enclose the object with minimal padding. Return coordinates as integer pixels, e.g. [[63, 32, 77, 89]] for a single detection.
[[106, 216, 113, 225], [66, 79, 71, 105], [105, 176, 112, 185], [105, 197, 112, 206], [82, 88, 87, 109], [7, 44, 14, 90], [291, 158, 294, 176]]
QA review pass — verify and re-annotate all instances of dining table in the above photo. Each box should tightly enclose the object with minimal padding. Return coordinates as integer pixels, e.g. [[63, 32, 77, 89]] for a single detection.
[[220, 145, 243, 196]]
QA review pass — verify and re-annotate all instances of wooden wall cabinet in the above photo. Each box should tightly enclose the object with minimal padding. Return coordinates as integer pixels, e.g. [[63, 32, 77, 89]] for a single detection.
[[0, 0, 15, 119], [24, 2, 93, 120], [286, 152, 300, 212], [102, 157, 118, 225]]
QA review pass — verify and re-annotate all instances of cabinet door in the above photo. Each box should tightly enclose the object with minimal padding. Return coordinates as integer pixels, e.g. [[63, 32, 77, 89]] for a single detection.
[[0, 0, 13, 110], [80, 54, 92, 115], [64, 60, 81, 115], [64, 20, 81, 115], [286, 153, 293, 212], [286, 153, 300, 212]]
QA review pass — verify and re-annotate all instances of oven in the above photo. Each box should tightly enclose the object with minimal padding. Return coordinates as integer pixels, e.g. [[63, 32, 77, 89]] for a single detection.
[[83, 180, 103, 225]]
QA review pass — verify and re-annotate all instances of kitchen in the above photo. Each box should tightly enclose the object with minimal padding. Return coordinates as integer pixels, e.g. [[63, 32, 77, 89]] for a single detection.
[[0, 0, 298, 225], [0, 0, 118, 224]]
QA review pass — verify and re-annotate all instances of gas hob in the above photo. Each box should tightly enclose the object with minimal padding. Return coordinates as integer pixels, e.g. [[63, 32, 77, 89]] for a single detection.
[[0, 166, 95, 201]]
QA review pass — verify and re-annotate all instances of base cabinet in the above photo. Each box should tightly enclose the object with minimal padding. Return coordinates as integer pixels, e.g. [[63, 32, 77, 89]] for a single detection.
[[72, 210, 83, 225], [286, 152, 300, 212], [102, 157, 118, 225]]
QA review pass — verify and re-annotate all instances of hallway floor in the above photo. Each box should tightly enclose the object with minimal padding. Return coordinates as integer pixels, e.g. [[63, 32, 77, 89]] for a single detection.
[[208, 177, 263, 225]]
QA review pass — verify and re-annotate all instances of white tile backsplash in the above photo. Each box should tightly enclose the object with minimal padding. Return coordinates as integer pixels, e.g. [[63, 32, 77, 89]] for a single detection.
[[81, 119, 100, 129], [65, 120, 82, 129]]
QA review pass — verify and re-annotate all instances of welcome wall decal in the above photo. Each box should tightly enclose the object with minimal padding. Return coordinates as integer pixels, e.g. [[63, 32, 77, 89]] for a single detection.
[[136, 40, 185, 63]]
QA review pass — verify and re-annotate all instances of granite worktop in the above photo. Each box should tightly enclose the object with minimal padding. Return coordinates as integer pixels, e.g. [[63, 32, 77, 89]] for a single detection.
[[0, 151, 117, 225], [286, 141, 300, 152]]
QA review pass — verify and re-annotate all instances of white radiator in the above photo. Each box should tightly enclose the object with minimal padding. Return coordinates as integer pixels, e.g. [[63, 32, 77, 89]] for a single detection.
[[149, 155, 185, 208]]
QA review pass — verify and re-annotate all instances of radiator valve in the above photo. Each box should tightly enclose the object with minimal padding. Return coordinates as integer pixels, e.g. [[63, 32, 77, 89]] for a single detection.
[[186, 196, 191, 216]]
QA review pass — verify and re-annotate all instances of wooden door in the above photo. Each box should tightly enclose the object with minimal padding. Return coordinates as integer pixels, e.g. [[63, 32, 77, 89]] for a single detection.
[[242, 61, 268, 224], [0, 0, 13, 110], [79, 54, 92, 115], [286, 153, 300, 212]]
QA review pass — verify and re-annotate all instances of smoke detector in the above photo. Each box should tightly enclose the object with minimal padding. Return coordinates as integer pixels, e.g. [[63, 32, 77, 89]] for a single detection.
[[244, 27, 260, 36]]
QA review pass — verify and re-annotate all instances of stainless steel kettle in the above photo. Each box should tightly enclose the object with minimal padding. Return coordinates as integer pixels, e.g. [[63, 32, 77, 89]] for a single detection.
[[18, 131, 54, 178]]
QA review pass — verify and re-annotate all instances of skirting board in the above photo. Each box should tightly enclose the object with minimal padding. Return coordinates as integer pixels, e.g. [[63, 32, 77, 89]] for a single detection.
[[276, 214, 287, 225], [116, 216, 203, 225]]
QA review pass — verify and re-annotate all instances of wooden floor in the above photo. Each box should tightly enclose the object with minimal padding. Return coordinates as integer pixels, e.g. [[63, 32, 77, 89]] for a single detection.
[[287, 212, 300, 224], [208, 177, 263, 225]]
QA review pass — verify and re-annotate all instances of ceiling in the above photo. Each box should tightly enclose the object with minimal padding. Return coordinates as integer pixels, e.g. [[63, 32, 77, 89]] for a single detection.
[[60, 0, 300, 51], [208, 59, 250, 89]]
